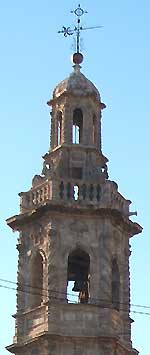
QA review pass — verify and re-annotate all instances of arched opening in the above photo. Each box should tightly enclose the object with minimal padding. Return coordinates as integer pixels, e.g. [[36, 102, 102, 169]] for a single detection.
[[72, 109, 83, 144], [92, 114, 96, 144], [30, 252, 43, 308], [112, 258, 120, 311], [67, 249, 90, 304], [57, 111, 62, 146]]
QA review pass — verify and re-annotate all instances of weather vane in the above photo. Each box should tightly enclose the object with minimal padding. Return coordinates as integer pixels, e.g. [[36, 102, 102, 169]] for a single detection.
[[58, 4, 102, 63]]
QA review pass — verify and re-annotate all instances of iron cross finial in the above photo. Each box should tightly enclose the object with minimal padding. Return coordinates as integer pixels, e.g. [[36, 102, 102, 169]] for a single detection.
[[70, 4, 87, 53], [58, 4, 87, 53], [71, 4, 87, 18], [58, 4, 102, 56]]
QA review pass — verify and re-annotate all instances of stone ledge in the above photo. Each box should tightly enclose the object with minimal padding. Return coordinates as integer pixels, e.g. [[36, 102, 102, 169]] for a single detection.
[[6, 204, 142, 237]]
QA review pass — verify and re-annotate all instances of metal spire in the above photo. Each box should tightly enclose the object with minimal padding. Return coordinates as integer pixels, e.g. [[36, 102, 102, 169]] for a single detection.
[[58, 4, 102, 56]]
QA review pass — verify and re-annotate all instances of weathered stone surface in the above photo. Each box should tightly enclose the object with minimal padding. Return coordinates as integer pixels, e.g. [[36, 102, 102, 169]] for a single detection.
[[6, 64, 142, 355]]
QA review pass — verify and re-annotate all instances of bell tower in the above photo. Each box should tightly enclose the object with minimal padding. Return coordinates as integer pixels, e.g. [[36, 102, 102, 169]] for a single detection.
[[45, 57, 107, 186], [6, 7, 142, 355]]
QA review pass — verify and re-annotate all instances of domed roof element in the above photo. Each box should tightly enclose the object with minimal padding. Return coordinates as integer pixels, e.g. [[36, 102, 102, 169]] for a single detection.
[[52, 64, 101, 101]]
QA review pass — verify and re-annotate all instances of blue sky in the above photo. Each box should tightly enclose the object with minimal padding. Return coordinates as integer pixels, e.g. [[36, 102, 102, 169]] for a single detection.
[[0, 1, 149, 354]]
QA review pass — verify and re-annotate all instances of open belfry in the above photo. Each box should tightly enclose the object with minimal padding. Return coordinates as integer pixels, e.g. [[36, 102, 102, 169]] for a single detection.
[[6, 5, 142, 355]]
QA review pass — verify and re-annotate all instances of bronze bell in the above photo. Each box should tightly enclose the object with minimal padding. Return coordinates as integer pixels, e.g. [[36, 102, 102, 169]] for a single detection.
[[72, 280, 83, 292]]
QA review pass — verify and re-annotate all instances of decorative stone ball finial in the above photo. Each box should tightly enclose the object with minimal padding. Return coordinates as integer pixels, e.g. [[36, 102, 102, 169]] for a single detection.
[[72, 52, 83, 65]]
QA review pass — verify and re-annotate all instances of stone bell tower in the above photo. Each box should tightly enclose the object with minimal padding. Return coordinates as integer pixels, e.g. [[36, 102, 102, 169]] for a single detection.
[[6, 48, 142, 355]]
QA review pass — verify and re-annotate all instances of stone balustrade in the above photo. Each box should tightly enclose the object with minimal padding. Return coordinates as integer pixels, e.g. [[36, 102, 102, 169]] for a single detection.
[[19, 180, 51, 213], [20, 178, 129, 216]]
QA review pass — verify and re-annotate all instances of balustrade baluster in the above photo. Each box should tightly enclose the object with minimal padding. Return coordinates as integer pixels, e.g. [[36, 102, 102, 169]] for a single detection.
[[96, 184, 101, 202], [59, 181, 64, 199], [40, 188, 44, 202], [81, 183, 87, 200], [67, 182, 72, 199], [44, 186, 48, 200], [89, 184, 94, 201]]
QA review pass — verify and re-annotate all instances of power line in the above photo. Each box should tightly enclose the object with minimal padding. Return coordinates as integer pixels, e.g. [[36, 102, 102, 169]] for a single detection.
[[1, 283, 141, 340], [1, 283, 147, 338], [0, 277, 149, 309], [0, 277, 149, 310], [0, 281, 150, 316]]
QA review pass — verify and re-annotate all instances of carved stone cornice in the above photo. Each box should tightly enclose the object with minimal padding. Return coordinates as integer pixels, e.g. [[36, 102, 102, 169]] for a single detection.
[[6, 203, 142, 237]]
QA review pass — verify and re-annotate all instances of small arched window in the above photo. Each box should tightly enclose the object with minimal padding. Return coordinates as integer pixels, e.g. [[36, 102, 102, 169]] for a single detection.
[[112, 258, 120, 311], [72, 109, 83, 144], [57, 111, 62, 146], [30, 252, 43, 308], [67, 249, 90, 304]]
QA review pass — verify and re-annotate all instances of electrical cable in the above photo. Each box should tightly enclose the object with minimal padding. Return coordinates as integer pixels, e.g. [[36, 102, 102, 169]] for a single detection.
[[1, 282, 150, 316], [0, 277, 149, 310]]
